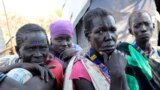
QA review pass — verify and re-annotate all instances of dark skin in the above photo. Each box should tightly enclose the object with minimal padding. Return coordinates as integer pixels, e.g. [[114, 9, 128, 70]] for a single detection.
[[0, 76, 54, 90], [17, 32, 49, 64], [73, 15, 128, 90], [0, 77, 22, 90], [50, 34, 76, 72], [129, 12, 154, 51], [0, 32, 55, 90], [60, 48, 81, 73], [50, 34, 72, 58]]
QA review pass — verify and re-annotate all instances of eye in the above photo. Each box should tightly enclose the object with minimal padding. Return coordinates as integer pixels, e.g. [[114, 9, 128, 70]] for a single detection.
[[134, 24, 140, 28], [55, 38, 63, 42], [67, 38, 71, 42], [95, 28, 104, 34], [144, 22, 150, 26], [40, 46, 47, 51], [99, 30, 103, 34], [110, 27, 117, 32], [26, 47, 35, 51]]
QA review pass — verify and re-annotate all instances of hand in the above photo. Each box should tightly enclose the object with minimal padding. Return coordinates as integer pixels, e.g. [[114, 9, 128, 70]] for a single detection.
[[60, 48, 83, 73], [21, 63, 55, 82], [60, 48, 80, 61], [102, 50, 127, 78]]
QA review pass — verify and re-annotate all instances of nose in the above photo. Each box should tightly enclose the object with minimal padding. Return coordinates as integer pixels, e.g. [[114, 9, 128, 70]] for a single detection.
[[33, 50, 43, 58], [61, 40, 68, 47], [104, 32, 112, 41], [140, 24, 147, 33]]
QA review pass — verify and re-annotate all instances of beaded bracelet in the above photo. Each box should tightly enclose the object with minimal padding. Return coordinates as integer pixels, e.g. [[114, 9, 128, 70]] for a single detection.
[[0, 72, 6, 83]]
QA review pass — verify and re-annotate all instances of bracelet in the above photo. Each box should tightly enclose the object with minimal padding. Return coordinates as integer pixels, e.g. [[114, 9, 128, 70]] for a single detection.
[[0, 72, 6, 83]]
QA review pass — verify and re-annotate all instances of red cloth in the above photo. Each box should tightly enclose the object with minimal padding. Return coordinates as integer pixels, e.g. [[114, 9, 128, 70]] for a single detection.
[[70, 60, 91, 82], [46, 56, 64, 90]]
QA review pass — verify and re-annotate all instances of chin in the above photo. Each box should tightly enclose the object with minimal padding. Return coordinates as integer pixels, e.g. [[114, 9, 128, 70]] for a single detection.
[[105, 49, 114, 54], [139, 39, 150, 43]]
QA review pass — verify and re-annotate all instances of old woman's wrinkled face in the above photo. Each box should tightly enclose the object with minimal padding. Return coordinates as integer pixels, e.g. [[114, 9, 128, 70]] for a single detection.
[[18, 32, 49, 64], [88, 15, 117, 54]]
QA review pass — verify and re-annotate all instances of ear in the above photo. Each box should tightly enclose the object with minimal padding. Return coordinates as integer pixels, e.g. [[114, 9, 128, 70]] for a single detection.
[[128, 28, 133, 35], [85, 33, 91, 41], [50, 38, 52, 45], [87, 34, 91, 41], [153, 23, 155, 29], [15, 46, 20, 55]]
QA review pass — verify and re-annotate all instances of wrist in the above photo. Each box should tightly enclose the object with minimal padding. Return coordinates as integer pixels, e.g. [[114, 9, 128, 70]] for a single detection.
[[110, 71, 125, 78]]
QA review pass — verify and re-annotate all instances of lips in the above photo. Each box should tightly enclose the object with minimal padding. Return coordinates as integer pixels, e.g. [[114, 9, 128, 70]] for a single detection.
[[59, 47, 68, 53], [99, 45, 116, 51], [31, 57, 45, 64], [139, 34, 150, 39]]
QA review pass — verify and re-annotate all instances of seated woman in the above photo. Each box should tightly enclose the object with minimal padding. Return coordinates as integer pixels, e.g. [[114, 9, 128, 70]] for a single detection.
[[117, 11, 160, 90], [0, 24, 64, 90], [63, 8, 129, 90]]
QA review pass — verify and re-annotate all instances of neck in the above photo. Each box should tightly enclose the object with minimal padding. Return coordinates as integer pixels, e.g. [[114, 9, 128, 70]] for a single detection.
[[136, 41, 151, 51], [91, 48, 104, 62], [50, 50, 60, 58]]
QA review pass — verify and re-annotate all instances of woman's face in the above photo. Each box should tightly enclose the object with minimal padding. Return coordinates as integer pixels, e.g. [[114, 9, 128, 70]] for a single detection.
[[51, 34, 72, 55], [18, 32, 49, 64], [88, 15, 117, 54]]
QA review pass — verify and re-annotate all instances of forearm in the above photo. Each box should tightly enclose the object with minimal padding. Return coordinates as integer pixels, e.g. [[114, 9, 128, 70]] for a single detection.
[[0, 63, 38, 74], [0, 77, 22, 90], [24, 76, 55, 90], [74, 78, 95, 90], [121, 74, 129, 90], [0, 63, 22, 73], [110, 73, 129, 90]]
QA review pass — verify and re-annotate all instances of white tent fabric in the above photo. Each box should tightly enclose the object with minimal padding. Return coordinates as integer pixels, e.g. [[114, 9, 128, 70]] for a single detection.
[[62, 0, 158, 48]]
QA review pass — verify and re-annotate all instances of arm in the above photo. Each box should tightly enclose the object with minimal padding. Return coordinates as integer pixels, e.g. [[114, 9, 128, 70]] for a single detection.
[[0, 77, 22, 90], [0, 63, 54, 82], [103, 50, 129, 90], [0, 63, 37, 73], [0, 76, 55, 90], [24, 76, 55, 90], [110, 72, 128, 90], [73, 78, 95, 90]]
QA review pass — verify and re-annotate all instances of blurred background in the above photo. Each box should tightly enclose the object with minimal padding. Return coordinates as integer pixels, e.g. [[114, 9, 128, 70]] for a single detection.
[[0, 0, 65, 55], [0, 0, 160, 56]]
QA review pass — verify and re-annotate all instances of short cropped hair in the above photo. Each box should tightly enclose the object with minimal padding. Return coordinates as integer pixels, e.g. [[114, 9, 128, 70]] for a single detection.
[[83, 8, 112, 38], [128, 10, 152, 27], [16, 23, 48, 48]]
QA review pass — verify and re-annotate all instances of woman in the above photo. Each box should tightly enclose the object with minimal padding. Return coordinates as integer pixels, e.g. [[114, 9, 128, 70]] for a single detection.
[[63, 8, 128, 90], [0, 24, 63, 90]]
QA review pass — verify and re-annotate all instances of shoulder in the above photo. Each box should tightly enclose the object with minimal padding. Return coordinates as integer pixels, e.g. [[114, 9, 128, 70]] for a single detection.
[[46, 56, 64, 90], [70, 60, 91, 82], [150, 46, 160, 63], [117, 42, 132, 55], [117, 42, 131, 49], [46, 57, 63, 75]]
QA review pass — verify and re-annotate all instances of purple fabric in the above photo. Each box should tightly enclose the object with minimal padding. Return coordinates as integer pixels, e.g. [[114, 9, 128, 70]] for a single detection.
[[50, 20, 74, 38]]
